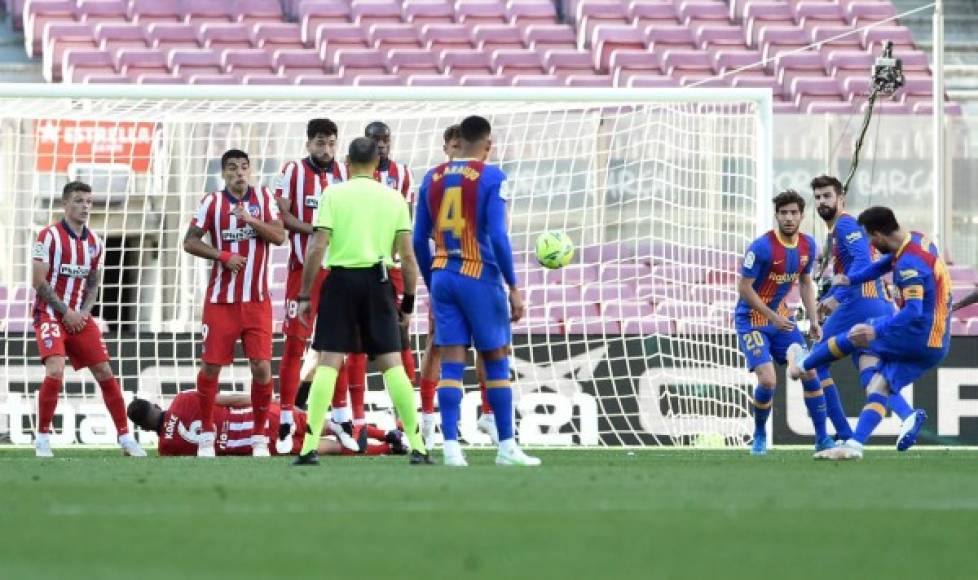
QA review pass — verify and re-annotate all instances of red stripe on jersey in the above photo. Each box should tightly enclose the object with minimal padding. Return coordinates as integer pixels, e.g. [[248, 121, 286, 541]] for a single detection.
[[191, 187, 279, 304], [275, 158, 345, 271], [373, 159, 413, 203], [32, 220, 103, 320]]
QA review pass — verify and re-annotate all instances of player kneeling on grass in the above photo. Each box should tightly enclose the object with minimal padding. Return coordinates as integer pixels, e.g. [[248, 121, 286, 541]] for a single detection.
[[788, 206, 952, 460], [127, 392, 408, 457], [32, 181, 144, 458], [735, 190, 831, 455], [414, 115, 538, 467]]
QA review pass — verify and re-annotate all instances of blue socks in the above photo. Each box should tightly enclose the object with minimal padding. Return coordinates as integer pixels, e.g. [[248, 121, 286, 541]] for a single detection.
[[801, 377, 828, 441], [752, 385, 774, 437], [817, 368, 853, 440], [803, 333, 857, 372], [437, 361, 465, 441], [859, 364, 913, 421], [483, 358, 514, 442], [853, 392, 888, 444]]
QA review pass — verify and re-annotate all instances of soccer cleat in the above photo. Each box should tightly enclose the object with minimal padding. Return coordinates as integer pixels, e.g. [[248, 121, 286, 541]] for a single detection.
[[35, 433, 53, 458], [477, 413, 499, 445], [275, 420, 294, 455], [421, 412, 437, 451], [814, 439, 863, 460], [897, 409, 927, 452], [292, 451, 319, 466], [815, 436, 837, 453], [252, 435, 271, 457], [197, 431, 216, 458], [356, 423, 369, 454], [385, 430, 409, 455], [442, 440, 468, 467], [750, 433, 767, 456], [786, 343, 809, 381], [329, 420, 360, 453], [119, 434, 147, 457], [496, 441, 541, 467], [409, 450, 435, 465]]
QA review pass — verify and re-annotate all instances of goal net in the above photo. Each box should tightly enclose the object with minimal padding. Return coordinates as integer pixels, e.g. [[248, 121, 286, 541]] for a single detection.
[[0, 85, 771, 447]]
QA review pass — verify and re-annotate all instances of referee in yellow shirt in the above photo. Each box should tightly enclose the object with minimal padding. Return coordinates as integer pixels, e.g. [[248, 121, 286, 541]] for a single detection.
[[294, 137, 431, 465]]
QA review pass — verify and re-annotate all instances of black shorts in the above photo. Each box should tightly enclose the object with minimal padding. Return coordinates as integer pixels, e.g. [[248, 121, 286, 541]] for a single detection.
[[313, 266, 402, 356]]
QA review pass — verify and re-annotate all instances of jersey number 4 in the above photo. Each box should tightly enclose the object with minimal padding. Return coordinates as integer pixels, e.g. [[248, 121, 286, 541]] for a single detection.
[[437, 186, 467, 238]]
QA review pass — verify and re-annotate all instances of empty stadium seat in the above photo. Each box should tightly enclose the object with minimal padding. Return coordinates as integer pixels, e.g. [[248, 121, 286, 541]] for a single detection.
[[508, 0, 558, 26], [351, 0, 403, 26], [403, 0, 454, 25], [472, 23, 525, 51], [388, 47, 440, 75], [455, 0, 508, 25]]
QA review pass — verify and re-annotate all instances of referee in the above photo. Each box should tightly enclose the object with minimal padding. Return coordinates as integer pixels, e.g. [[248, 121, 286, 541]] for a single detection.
[[294, 137, 431, 465]]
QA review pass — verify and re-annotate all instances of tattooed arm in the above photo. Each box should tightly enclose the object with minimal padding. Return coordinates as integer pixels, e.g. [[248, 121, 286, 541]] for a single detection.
[[33, 259, 85, 332], [183, 224, 245, 272], [80, 267, 100, 316]]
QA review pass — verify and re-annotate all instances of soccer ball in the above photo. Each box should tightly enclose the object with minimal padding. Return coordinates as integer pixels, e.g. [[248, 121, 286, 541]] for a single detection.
[[535, 231, 574, 269]]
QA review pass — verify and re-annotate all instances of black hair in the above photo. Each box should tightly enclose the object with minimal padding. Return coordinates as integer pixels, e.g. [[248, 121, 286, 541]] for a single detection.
[[348, 137, 379, 165], [443, 124, 461, 143], [221, 149, 249, 170], [857, 206, 900, 235], [127, 398, 154, 429], [773, 189, 806, 213], [810, 175, 844, 196], [62, 180, 92, 201], [460, 115, 491, 143], [307, 118, 338, 140], [364, 121, 390, 137]]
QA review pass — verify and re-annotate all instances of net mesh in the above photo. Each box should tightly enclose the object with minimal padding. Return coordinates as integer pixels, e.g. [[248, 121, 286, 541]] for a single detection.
[[0, 89, 767, 447]]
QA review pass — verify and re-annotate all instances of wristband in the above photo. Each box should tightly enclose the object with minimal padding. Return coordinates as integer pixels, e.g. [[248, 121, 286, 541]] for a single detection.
[[218, 251, 233, 264], [400, 294, 415, 314]]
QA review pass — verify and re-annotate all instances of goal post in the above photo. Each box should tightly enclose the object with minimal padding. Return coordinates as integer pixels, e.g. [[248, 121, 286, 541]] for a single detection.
[[0, 84, 773, 447]]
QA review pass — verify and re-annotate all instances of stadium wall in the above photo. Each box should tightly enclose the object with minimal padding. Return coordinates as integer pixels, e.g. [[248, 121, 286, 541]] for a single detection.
[[2, 335, 976, 447]]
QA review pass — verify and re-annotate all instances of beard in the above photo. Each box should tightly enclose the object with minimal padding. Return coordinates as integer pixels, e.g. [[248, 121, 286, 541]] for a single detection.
[[817, 205, 837, 221]]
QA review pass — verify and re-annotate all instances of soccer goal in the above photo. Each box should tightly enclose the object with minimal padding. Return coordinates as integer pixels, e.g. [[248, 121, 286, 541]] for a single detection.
[[0, 85, 772, 447]]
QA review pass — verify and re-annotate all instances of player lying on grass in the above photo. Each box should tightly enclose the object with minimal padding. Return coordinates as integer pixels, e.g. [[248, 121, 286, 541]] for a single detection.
[[789, 206, 952, 460], [127, 391, 408, 457], [809, 175, 924, 450], [32, 181, 145, 458], [735, 190, 831, 455]]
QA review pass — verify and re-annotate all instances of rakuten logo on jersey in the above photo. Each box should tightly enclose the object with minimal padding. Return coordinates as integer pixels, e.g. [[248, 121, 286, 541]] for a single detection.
[[59, 264, 91, 278]]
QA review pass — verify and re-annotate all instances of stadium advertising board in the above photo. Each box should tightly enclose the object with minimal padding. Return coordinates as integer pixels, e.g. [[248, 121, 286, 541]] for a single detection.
[[35, 119, 156, 172], [1, 335, 976, 447]]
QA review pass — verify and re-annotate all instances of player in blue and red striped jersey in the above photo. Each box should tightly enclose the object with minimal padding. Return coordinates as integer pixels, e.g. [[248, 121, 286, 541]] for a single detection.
[[790, 207, 952, 460], [736, 190, 833, 455], [413, 115, 538, 467], [809, 175, 922, 450]]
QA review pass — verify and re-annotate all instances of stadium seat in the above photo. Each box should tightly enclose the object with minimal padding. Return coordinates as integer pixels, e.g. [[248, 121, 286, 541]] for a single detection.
[[62, 48, 115, 83], [136, 73, 184, 84], [757, 25, 809, 62], [583, 283, 638, 303], [188, 73, 240, 84], [274, 49, 326, 77], [653, 264, 706, 284], [369, 23, 423, 50], [492, 48, 546, 76], [711, 48, 765, 78], [295, 74, 344, 85], [696, 23, 748, 50], [656, 300, 711, 320], [472, 24, 525, 51], [96, 23, 148, 51], [548, 303, 602, 323], [564, 319, 622, 335], [352, 74, 402, 86], [660, 49, 713, 77], [300, 0, 352, 46], [224, 49, 277, 79], [792, 1, 846, 29], [628, 1, 678, 28], [845, 1, 897, 27], [950, 265, 978, 285], [591, 24, 645, 72], [351, 0, 403, 26], [455, 0, 509, 25], [576, 0, 629, 49], [809, 25, 863, 49], [441, 49, 495, 75], [406, 73, 457, 85], [773, 49, 823, 86], [128, 0, 182, 24], [81, 72, 131, 83], [422, 23, 476, 51], [168, 48, 223, 77], [185, 0, 235, 24], [523, 24, 576, 51], [77, 0, 127, 25], [507, 0, 558, 26], [544, 48, 595, 78], [861, 25, 916, 52], [236, 0, 284, 24], [315, 24, 370, 60], [387, 47, 440, 75], [602, 300, 654, 321], [25, 0, 76, 58], [402, 0, 454, 25], [116, 48, 170, 77], [146, 23, 199, 50], [459, 73, 509, 85], [42, 22, 96, 83], [199, 23, 254, 50], [333, 48, 388, 79], [646, 24, 696, 53], [677, 0, 730, 28], [511, 74, 562, 86], [742, 1, 795, 45], [622, 318, 674, 335], [609, 49, 660, 86], [251, 23, 304, 50]]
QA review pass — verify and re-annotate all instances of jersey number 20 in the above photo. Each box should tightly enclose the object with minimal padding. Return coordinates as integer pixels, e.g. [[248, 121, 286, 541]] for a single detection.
[[437, 186, 467, 238]]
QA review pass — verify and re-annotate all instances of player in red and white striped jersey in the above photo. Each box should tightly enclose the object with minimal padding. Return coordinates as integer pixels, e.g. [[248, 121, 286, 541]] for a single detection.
[[330, 122, 418, 437], [31, 181, 145, 458], [273, 118, 360, 453], [183, 149, 286, 458], [126, 392, 408, 457]]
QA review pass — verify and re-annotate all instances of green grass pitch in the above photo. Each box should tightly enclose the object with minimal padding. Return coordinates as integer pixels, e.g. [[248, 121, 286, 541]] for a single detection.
[[2, 448, 977, 580]]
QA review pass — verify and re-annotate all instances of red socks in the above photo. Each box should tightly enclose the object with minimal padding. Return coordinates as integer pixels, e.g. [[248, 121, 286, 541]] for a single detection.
[[331, 360, 350, 409], [401, 347, 416, 383], [196, 371, 219, 432], [480, 382, 492, 414], [278, 335, 306, 411], [251, 380, 273, 437], [347, 353, 367, 422], [420, 378, 437, 414], [97, 377, 129, 436], [37, 376, 62, 434]]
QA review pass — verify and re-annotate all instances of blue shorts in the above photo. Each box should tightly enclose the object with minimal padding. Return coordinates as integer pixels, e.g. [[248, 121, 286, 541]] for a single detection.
[[431, 269, 511, 352], [820, 297, 895, 366], [735, 317, 806, 372], [866, 325, 950, 392]]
